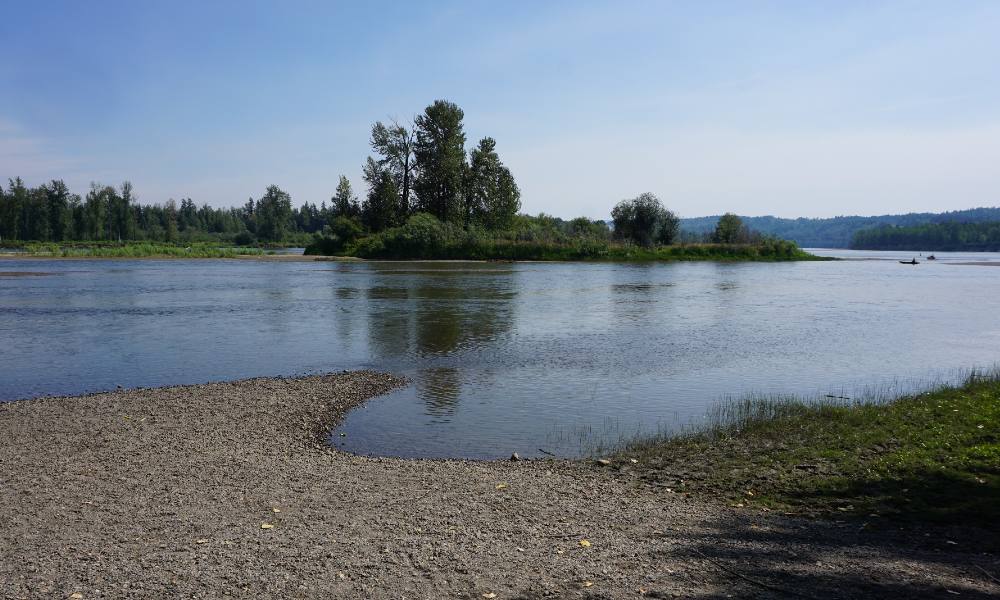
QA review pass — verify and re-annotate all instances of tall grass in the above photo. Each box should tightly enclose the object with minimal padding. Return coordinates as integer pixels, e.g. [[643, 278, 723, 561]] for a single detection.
[[21, 242, 264, 258], [696, 367, 1000, 438], [618, 367, 1000, 526]]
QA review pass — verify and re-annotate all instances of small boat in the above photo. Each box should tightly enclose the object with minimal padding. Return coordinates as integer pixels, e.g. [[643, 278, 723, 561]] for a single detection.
[[899, 259, 919, 265], [927, 255, 937, 260]]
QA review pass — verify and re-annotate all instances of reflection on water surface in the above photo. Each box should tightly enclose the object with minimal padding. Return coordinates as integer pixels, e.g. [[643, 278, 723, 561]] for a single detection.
[[1, 252, 999, 458]]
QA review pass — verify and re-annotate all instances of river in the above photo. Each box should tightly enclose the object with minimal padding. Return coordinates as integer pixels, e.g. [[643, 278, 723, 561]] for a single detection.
[[1, 250, 998, 458]]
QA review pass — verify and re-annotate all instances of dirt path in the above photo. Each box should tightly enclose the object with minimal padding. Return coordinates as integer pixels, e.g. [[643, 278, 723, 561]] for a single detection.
[[1, 373, 996, 599]]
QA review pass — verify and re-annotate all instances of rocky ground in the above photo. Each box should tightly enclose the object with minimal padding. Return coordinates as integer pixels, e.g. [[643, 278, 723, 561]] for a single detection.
[[1, 372, 997, 599]]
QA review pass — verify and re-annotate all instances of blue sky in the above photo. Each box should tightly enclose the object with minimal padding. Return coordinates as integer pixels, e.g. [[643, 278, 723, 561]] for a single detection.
[[2, 1, 999, 218]]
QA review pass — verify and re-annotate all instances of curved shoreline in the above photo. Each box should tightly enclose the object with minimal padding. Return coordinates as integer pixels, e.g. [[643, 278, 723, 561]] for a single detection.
[[1, 373, 996, 598]]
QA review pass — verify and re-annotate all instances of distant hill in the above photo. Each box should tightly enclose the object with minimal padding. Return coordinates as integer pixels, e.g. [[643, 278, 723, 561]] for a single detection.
[[851, 221, 1000, 251], [679, 207, 1000, 248]]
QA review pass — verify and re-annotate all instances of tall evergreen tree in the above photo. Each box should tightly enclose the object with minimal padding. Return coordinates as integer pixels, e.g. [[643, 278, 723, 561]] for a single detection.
[[0, 184, 8, 240], [27, 187, 51, 241], [362, 158, 400, 232], [331, 175, 360, 218], [164, 199, 178, 242], [464, 137, 520, 230], [4, 178, 29, 240], [44, 180, 72, 241], [413, 100, 467, 223]]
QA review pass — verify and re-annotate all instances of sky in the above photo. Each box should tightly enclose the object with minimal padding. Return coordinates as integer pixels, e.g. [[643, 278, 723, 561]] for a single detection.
[[1, 0, 999, 219]]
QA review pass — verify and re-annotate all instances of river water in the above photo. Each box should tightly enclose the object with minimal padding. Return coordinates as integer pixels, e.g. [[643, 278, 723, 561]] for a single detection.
[[1, 250, 998, 458]]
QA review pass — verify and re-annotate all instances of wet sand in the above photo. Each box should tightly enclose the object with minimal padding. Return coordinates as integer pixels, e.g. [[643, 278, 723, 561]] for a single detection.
[[1, 372, 997, 599]]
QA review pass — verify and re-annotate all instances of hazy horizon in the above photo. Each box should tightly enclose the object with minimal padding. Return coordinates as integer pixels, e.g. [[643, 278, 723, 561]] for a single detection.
[[2, 1, 999, 220]]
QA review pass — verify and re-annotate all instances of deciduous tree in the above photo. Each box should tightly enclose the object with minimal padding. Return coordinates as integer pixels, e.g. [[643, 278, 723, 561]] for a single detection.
[[611, 193, 679, 246], [371, 120, 416, 217]]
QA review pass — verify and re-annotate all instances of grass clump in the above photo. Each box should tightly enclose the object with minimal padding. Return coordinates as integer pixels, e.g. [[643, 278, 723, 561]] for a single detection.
[[619, 371, 1000, 529]]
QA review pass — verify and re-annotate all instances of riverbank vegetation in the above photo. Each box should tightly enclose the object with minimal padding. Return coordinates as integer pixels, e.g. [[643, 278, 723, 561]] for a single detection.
[[307, 211, 815, 261], [619, 372, 1000, 531], [12, 242, 265, 258], [851, 221, 1000, 251]]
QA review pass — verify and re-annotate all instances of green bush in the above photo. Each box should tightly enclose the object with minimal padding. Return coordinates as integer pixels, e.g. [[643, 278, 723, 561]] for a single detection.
[[304, 216, 365, 256], [350, 213, 463, 259]]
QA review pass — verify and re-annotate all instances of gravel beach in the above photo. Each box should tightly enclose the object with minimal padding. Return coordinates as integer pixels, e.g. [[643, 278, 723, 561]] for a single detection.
[[1, 372, 997, 599]]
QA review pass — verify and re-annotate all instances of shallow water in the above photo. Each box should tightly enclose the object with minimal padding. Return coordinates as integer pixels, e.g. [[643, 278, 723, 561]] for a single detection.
[[1, 251, 999, 458]]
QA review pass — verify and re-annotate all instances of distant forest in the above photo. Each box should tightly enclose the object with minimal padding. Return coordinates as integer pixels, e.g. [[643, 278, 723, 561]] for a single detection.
[[0, 178, 324, 245], [680, 207, 1000, 248], [850, 221, 1000, 251]]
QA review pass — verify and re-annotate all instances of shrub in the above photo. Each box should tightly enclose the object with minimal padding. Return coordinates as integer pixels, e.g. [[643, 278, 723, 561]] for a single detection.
[[611, 193, 679, 246], [304, 216, 364, 255]]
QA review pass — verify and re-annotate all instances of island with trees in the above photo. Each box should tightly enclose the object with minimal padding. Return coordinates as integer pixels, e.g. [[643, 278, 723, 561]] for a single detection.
[[306, 100, 816, 261], [0, 100, 820, 261]]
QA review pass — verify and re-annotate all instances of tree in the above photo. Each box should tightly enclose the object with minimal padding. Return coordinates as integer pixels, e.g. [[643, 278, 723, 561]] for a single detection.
[[255, 185, 293, 242], [413, 100, 467, 223], [0, 185, 8, 240], [464, 137, 521, 230], [113, 181, 137, 241], [68, 192, 84, 240], [3, 178, 29, 240], [164, 199, 179, 242], [83, 183, 111, 240], [371, 120, 416, 216], [44, 180, 72, 241], [178, 197, 199, 232], [569, 217, 611, 239], [713, 213, 745, 244], [27, 187, 51, 241], [611, 193, 679, 246], [331, 175, 360, 218], [362, 158, 401, 232]]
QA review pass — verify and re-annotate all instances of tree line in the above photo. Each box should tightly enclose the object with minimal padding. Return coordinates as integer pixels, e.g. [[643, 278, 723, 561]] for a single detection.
[[850, 221, 1000, 251], [681, 207, 1000, 248], [0, 177, 337, 244]]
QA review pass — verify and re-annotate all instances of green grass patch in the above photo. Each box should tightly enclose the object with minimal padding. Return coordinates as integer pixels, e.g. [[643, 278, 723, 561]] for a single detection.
[[20, 242, 264, 258], [619, 372, 1000, 529]]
